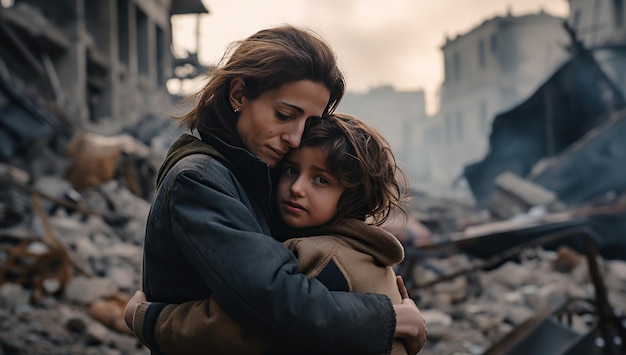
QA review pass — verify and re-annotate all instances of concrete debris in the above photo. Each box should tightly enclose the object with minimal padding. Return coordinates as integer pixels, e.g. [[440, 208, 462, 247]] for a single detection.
[[489, 171, 566, 219], [65, 133, 155, 199], [413, 246, 626, 355], [0, 138, 153, 352], [0, 235, 70, 302], [87, 293, 134, 335]]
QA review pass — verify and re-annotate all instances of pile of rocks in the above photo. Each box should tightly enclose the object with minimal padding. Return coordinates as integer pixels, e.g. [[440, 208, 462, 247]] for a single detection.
[[413, 247, 626, 354], [0, 178, 150, 354]]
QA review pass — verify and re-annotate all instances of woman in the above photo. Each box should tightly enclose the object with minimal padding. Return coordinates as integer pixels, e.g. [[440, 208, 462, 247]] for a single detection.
[[135, 25, 425, 354]]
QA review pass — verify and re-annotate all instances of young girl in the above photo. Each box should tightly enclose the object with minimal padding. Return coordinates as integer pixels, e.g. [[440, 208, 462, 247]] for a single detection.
[[127, 113, 426, 354], [274, 113, 421, 355]]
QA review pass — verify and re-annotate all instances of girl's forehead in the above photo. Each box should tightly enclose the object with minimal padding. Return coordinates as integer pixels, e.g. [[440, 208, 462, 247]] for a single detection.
[[289, 145, 326, 159], [286, 146, 331, 170]]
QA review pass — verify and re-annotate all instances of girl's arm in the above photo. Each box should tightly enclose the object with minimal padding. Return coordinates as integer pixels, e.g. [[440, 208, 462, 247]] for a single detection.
[[125, 291, 271, 355]]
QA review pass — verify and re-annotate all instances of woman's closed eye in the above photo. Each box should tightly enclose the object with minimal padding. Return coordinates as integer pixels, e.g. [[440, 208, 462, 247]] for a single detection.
[[275, 110, 293, 121]]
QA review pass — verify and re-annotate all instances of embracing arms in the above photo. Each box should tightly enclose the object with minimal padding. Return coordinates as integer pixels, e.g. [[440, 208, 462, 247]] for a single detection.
[[141, 165, 397, 353], [138, 157, 421, 353], [126, 280, 426, 355]]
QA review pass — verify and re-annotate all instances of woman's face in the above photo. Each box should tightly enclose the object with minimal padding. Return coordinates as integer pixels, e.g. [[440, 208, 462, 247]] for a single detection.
[[236, 80, 330, 168]]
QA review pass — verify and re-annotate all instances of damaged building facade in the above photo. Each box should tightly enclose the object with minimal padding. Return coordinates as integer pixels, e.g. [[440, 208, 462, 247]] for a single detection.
[[417, 10, 570, 193], [337, 86, 430, 184], [568, 0, 626, 95], [0, 1, 208, 352], [462, 0, 626, 256], [0, 0, 208, 160]]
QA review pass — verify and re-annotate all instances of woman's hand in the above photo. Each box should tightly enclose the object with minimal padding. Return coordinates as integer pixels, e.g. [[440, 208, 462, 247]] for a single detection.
[[393, 276, 427, 354], [124, 290, 147, 332]]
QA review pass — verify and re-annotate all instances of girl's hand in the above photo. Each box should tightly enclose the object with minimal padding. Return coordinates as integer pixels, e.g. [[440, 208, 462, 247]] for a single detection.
[[393, 276, 427, 354]]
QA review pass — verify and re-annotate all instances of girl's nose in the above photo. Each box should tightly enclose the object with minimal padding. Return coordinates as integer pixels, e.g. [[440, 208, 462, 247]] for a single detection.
[[289, 177, 306, 197]]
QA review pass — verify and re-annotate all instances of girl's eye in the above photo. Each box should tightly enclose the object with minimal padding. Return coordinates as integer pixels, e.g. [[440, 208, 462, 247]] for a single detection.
[[285, 166, 298, 175], [314, 176, 330, 185], [276, 111, 292, 121]]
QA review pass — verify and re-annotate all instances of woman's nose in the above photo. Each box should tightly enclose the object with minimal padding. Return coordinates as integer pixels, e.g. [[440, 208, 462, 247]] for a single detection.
[[283, 119, 306, 148]]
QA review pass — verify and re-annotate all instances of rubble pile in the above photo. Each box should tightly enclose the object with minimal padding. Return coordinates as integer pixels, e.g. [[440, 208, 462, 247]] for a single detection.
[[412, 247, 626, 354], [1, 172, 150, 354]]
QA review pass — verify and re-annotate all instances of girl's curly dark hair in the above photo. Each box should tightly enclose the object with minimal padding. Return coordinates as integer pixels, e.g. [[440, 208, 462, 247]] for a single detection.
[[297, 113, 409, 226]]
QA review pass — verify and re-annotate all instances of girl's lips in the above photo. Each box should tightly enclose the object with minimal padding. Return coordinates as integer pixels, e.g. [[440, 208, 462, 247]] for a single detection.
[[283, 200, 305, 213]]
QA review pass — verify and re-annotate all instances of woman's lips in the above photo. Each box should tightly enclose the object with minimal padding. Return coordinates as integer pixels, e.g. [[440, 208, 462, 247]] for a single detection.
[[268, 146, 288, 159]]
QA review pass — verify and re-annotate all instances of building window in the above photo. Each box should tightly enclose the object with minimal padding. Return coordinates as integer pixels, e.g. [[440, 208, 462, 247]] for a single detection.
[[571, 9, 581, 29], [136, 6, 149, 76], [427, 126, 441, 146], [445, 114, 454, 143], [615, 0, 624, 28], [478, 40, 486, 69], [117, 0, 129, 65], [480, 101, 489, 134], [455, 112, 464, 140], [156, 26, 166, 86], [453, 52, 461, 81], [490, 34, 498, 53]]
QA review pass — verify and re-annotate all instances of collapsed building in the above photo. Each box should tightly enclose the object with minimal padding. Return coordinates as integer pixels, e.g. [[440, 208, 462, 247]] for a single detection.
[[0, 0, 209, 353], [462, 25, 626, 259], [403, 25, 626, 355]]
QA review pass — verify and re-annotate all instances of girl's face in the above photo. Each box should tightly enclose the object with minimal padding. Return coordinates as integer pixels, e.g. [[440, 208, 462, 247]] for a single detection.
[[236, 80, 330, 168], [276, 147, 345, 228]]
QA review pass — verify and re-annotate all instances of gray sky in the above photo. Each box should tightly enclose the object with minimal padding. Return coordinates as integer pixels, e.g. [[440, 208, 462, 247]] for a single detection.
[[173, 0, 569, 114]]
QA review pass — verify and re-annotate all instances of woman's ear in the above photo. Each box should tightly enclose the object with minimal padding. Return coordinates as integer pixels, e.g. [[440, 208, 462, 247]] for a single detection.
[[229, 78, 245, 111]]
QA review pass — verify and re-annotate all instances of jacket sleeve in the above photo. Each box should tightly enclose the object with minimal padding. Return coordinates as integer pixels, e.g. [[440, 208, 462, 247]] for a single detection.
[[135, 298, 271, 355], [144, 169, 395, 354]]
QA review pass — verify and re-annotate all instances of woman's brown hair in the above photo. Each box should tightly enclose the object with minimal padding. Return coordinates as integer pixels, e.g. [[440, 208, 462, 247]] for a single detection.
[[297, 113, 410, 226], [175, 25, 346, 147]]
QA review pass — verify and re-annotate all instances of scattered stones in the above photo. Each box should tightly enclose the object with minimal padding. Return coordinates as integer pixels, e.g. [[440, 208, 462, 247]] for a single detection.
[[64, 277, 118, 306], [414, 248, 626, 355]]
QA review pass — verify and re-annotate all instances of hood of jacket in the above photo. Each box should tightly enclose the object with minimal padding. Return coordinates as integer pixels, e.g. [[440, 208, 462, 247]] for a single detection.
[[318, 219, 404, 266]]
